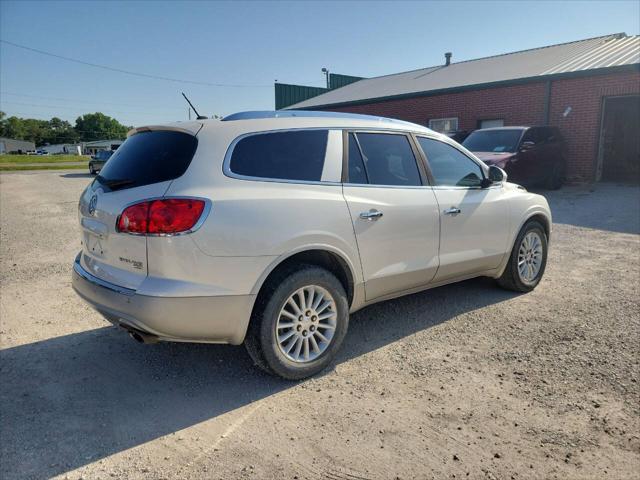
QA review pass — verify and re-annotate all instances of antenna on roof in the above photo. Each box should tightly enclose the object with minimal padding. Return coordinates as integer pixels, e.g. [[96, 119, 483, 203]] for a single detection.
[[181, 92, 208, 120]]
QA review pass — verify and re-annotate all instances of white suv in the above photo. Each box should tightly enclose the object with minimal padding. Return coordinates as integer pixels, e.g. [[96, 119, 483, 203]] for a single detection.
[[73, 111, 551, 379]]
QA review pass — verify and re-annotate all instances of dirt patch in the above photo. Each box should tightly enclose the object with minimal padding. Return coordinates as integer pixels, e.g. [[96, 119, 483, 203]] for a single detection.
[[1, 172, 638, 479]]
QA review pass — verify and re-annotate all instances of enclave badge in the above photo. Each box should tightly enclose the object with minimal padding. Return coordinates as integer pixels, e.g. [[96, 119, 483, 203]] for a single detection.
[[88, 194, 98, 216]]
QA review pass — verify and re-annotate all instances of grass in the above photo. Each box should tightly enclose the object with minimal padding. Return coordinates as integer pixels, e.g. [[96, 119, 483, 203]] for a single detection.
[[0, 154, 90, 164], [0, 164, 89, 172]]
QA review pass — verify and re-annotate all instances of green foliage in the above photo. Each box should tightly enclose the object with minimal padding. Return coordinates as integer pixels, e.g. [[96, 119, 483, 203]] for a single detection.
[[0, 110, 131, 145], [74, 112, 130, 142]]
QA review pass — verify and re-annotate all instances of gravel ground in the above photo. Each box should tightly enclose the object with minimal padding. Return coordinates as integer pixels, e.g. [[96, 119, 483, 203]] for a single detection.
[[1, 170, 639, 480]]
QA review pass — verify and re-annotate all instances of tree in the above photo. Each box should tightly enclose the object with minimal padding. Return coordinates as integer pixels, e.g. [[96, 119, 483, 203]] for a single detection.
[[45, 117, 79, 144], [74, 112, 130, 142]]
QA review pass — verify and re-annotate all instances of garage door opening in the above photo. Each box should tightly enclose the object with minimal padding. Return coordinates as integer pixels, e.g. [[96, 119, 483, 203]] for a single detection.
[[598, 95, 640, 183]]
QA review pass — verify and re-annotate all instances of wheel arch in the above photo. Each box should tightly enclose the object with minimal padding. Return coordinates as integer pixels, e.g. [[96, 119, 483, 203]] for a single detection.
[[496, 207, 552, 278], [250, 246, 359, 309]]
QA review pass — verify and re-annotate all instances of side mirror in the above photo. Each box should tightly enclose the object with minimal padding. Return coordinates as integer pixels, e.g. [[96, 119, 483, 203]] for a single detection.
[[488, 165, 507, 183], [520, 141, 535, 151]]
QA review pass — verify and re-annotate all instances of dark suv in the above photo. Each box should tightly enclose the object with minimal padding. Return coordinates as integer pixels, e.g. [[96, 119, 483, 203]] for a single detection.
[[462, 126, 567, 189], [88, 150, 114, 175]]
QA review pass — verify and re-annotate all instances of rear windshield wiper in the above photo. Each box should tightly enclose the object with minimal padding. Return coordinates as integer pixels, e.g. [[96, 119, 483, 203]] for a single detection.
[[94, 176, 135, 190]]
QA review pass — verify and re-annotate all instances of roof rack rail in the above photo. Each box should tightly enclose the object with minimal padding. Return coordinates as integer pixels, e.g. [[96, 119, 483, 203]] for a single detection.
[[221, 110, 420, 127]]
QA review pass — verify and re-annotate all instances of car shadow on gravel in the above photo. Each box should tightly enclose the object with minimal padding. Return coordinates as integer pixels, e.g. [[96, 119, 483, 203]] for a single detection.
[[0, 277, 516, 479], [59, 172, 93, 179]]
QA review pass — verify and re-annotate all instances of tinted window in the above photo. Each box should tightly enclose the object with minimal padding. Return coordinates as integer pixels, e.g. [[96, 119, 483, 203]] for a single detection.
[[355, 133, 422, 186], [96, 130, 197, 191], [230, 130, 328, 181], [522, 128, 543, 144], [418, 137, 484, 187], [95, 150, 113, 160], [538, 127, 562, 142], [462, 129, 523, 153], [347, 133, 368, 184]]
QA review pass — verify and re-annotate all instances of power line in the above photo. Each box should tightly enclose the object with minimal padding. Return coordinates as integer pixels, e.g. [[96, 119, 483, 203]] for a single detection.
[[1, 39, 273, 88], [0, 91, 184, 110], [1, 100, 173, 116], [2, 110, 139, 126]]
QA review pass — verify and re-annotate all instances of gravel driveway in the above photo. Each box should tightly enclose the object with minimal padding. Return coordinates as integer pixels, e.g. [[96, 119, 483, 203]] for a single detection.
[[1, 171, 638, 480]]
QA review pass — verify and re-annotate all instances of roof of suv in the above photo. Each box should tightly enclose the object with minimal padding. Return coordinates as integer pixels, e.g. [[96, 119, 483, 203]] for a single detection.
[[132, 111, 438, 140]]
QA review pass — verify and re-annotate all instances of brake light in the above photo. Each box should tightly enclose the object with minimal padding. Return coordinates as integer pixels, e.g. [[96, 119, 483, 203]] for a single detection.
[[117, 198, 206, 235]]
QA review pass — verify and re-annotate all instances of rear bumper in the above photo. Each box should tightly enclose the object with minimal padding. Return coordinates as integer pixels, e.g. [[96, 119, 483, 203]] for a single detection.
[[72, 253, 255, 345]]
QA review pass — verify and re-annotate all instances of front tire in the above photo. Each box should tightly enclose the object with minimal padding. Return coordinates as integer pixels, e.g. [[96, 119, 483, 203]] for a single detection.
[[497, 220, 548, 292], [245, 265, 349, 380]]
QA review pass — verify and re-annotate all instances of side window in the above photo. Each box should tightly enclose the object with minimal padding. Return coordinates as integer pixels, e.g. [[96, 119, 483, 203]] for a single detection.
[[229, 130, 328, 181], [353, 133, 422, 186], [522, 128, 542, 144], [347, 133, 368, 184], [417, 137, 484, 187]]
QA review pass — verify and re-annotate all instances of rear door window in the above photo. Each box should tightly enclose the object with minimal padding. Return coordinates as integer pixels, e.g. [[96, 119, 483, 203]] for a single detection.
[[229, 130, 328, 182], [351, 132, 422, 186], [96, 130, 198, 191]]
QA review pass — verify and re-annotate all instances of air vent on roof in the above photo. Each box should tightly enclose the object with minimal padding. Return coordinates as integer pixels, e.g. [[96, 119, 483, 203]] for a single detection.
[[445, 52, 452, 66]]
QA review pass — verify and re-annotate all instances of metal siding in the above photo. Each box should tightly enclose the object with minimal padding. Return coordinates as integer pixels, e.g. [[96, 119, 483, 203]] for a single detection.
[[329, 73, 364, 89], [275, 83, 328, 110], [290, 34, 640, 109]]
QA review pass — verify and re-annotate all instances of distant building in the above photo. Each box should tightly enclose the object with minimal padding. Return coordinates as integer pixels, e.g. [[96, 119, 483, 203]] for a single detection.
[[82, 139, 124, 156], [286, 33, 640, 183], [0, 137, 36, 154], [40, 143, 83, 155]]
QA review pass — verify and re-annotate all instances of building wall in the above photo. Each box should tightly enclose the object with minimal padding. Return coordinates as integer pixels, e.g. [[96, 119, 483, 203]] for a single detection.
[[548, 71, 640, 181], [0, 138, 36, 154], [322, 70, 640, 182]]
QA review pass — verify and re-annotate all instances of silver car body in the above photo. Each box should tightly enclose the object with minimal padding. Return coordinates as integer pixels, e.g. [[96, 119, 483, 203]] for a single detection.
[[73, 112, 551, 345]]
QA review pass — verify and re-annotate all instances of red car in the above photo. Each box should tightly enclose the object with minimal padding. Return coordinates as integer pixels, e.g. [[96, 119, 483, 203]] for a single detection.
[[462, 126, 567, 189]]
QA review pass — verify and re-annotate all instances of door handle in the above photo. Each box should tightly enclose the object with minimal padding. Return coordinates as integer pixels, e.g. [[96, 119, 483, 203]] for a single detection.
[[444, 207, 461, 215], [360, 209, 383, 221]]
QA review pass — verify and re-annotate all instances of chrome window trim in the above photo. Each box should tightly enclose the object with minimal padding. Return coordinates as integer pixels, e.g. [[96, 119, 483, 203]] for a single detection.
[[222, 127, 435, 187], [116, 196, 212, 237], [74, 253, 136, 296]]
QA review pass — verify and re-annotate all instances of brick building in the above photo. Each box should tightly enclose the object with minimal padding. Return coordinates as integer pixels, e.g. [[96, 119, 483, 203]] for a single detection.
[[287, 34, 640, 183]]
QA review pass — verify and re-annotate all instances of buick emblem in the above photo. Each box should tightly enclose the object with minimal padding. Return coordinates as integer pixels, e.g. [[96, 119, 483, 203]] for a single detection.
[[88, 195, 98, 216]]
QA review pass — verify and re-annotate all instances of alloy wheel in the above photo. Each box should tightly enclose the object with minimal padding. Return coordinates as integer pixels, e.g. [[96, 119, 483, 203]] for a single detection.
[[275, 285, 337, 363], [518, 231, 543, 284]]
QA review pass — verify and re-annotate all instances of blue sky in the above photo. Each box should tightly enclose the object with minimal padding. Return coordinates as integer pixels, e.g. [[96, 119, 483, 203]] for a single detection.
[[1, 0, 638, 126]]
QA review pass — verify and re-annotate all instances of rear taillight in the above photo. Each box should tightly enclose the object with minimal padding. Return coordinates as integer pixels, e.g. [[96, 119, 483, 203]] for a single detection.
[[117, 198, 206, 235]]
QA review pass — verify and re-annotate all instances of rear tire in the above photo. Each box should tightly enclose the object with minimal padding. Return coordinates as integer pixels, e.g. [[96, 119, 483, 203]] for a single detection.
[[545, 161, 565, 190], [245, 265, 349, 380], [497, 220, 548, 292]]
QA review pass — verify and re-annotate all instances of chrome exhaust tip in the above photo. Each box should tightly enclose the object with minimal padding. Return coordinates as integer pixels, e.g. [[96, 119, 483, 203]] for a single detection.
[[122, 324, 159, 344]]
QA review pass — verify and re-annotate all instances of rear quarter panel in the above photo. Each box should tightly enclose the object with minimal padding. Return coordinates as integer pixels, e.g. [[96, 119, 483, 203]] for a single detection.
[[163, 122, 363, 294]]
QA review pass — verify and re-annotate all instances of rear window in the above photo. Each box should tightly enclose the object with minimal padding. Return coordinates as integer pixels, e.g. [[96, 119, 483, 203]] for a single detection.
[[229, 130, 328, 182], [95, 130, 197, 191]]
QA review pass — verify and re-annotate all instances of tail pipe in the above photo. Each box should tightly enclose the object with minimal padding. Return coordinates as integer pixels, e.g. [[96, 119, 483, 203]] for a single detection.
[[120, 323, 159, 344]]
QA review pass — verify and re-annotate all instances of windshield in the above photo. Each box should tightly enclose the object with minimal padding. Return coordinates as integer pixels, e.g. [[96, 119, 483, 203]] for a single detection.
[[95, 130, 197, 191], [462, 129, 523, 153], [95, 150, 113, 160]]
